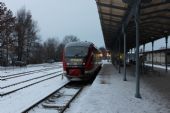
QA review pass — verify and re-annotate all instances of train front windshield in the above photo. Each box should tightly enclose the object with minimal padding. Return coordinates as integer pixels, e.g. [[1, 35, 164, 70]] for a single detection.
[[65, 46, 88, 58]]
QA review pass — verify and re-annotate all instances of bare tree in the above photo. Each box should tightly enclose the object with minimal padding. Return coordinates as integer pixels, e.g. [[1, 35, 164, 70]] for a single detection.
[[43, 37, 60, 61], [15, 7, 39, 63], [62, 35, 80, 46], [56, 43, 64, 61], [25, 21, 39, 64], [29, 42, 44, 64], [0, 2, 15, 66]]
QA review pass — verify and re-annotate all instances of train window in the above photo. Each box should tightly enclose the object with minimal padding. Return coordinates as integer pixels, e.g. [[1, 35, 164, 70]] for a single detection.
[[65, 46, 88, 57]]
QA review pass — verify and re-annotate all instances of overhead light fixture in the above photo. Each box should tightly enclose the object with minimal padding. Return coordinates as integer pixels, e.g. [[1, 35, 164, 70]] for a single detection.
[[151, 37, 154, 39], [122, 0, 131, 4], [164, 30, 168, 33]]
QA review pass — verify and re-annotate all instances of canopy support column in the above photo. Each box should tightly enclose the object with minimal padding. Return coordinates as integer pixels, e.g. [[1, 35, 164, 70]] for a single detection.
[[132, 49, 133, 61], [119, 38, 121, 73], [152, 41, 154, 70], [143, 44, 145, 72], [135, 0, 141, 98], [165, 36, 168, 72], [123, 25, 127, 81], [143, 44, 145, 53]]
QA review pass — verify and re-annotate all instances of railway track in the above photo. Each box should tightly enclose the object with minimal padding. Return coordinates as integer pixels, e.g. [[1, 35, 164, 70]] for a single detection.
[[0, 71, 63, 96], [0, 63, 59, 71], [1, 66, 60, 80], [22, 82, 83, 113]]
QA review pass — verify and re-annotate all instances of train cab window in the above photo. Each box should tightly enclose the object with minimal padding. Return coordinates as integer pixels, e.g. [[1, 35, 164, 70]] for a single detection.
[[65, 46, 88, 57]]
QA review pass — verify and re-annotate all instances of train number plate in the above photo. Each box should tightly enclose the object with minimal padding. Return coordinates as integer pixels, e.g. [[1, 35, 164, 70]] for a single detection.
[[70, 59, 82, 62]]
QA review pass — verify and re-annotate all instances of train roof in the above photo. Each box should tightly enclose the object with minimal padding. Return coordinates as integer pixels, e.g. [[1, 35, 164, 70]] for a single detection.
[[65, 41, 94, 48]]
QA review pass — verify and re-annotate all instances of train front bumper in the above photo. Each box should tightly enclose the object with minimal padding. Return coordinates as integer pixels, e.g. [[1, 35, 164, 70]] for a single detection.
[[63, 70, 94, 81]]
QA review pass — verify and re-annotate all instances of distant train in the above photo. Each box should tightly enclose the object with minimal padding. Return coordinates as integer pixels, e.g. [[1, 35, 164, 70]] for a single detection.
[[62, 41, 102, 81]]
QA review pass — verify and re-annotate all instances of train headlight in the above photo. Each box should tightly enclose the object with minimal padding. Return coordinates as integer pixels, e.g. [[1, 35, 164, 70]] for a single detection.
[[99, 53, 103, 57], [63, 71, 66, 74], [67, 63, 70, 65]]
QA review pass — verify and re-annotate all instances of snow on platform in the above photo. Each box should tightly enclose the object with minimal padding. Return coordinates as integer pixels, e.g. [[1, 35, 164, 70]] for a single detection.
[[67, 63, 170, 113]]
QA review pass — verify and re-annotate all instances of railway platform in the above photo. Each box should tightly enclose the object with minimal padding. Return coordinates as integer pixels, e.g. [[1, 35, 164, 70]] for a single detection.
[[72, 63, 170, 113]]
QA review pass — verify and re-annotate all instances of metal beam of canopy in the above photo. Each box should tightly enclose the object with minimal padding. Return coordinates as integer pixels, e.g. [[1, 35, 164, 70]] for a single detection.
[[96, 0, 170, 50], [96, 2, 127, 10], [99, 11, 123, 18]]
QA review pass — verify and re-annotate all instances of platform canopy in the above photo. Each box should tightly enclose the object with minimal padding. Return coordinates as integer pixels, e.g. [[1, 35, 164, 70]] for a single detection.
[[96, 0, 170, 51]]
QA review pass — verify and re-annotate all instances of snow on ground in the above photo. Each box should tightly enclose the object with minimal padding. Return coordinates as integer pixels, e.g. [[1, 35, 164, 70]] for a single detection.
[[1, 72, 63, 94], [1, 62, 63, 94], [1, 68, 61, 87], [0, 62, 69, 113], [65, 63, 170, 113], [0, 76, 68, 113], [102, 59, 111, 64], [0, 62, 61, 77]]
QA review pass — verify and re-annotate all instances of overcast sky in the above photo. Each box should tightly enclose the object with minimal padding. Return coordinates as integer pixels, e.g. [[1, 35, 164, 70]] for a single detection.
[[1, 0, 105, 48]]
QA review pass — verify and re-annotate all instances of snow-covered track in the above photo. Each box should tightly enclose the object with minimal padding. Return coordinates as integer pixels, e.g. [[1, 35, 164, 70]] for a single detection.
[[0, 71, 63, 96], [1, 66, 60, 80], [0, 63, 51, 71], [22, 82, 83, 113], [2, 71, 62, 89]]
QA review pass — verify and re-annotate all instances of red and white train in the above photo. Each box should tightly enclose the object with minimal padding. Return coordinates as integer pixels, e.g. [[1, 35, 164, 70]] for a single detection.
[[62, 41, 102, 81]]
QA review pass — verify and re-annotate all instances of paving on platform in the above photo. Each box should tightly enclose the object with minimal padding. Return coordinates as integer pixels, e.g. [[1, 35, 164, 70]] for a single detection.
[[72, 63, 170, 113]]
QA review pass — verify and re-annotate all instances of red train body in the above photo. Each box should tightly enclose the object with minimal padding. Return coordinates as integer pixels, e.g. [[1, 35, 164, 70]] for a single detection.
[[62, 41, 102, 81]]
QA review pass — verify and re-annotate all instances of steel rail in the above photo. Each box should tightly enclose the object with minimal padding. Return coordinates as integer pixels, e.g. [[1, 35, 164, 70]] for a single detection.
[[0, 73, 63, 96], [1, 71, 62, 89], [22, 82, 83, 113], [1, 66, 59, 79], [21, 82, 71, 113]]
